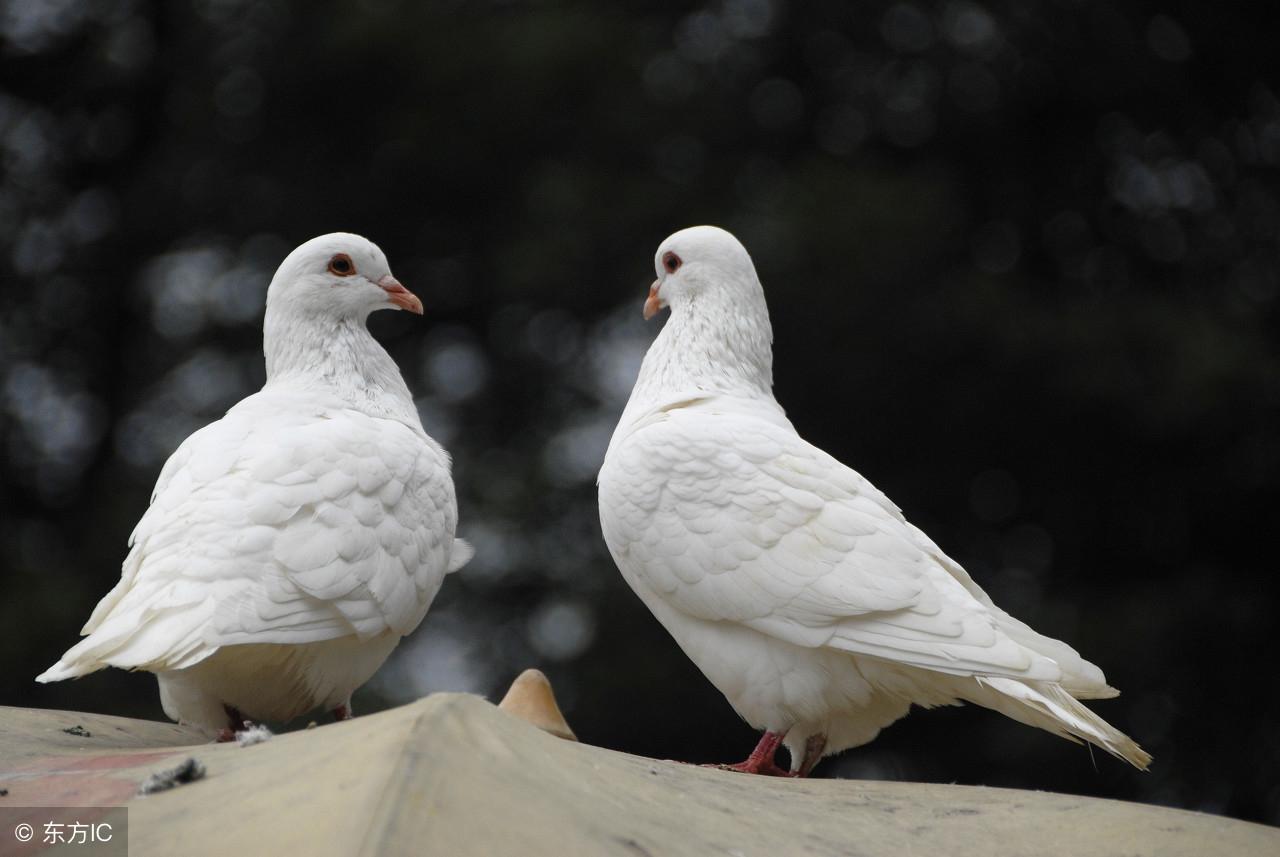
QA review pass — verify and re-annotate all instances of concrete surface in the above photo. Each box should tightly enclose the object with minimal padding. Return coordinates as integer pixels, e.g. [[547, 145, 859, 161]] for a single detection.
[[1, 693, 1276, 856]]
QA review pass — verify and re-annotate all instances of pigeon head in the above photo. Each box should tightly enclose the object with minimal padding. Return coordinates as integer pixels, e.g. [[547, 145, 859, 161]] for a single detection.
[[644, 225, 759, 321], [625, 225, 774, 405], [266, 233, 422, 320]]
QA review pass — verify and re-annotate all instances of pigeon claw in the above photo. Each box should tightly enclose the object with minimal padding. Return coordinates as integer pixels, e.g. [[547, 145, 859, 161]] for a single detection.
[[711, 759, 798, 777], [213, 704, 255, 743], [706, 730, 803, 777]]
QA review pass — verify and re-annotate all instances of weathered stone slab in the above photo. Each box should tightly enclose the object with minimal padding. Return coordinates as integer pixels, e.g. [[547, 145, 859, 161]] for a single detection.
[[1, 694, 1275, 857]]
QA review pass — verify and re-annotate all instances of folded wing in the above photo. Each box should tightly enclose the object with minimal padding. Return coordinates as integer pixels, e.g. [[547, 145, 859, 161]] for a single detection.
[[38, 392, 461, 681], [599, 401, 1109, 692]]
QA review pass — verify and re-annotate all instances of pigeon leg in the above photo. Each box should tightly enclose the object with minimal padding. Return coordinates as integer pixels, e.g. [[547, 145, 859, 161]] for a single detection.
[[215, 705, 250, 743], [714, 730, 796, 776], [333, 701, 354, 722], [797, 733, 827, 778]]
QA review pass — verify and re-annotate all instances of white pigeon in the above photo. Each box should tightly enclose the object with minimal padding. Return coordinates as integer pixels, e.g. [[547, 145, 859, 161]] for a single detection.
[[38, 233, 472, 737], [598, 225, 1150, 776]]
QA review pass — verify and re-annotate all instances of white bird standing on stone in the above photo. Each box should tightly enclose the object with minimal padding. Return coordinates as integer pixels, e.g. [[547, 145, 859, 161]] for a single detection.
[[38, 233, 472, 738], [598, 225, 1150, 776]]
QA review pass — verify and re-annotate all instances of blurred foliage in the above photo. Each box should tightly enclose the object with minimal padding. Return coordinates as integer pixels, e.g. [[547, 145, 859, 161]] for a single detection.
[[1, 0, 1278, 825]]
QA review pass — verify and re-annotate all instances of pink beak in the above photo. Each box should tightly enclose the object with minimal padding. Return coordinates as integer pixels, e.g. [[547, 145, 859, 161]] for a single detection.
[[643, 280, 663, 321], [378, 274, 423, 315]]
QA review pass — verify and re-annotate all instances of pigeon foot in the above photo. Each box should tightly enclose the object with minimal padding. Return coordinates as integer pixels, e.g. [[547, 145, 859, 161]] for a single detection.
[[797, 733, 827, 778], [708, 730, 799, 777], [215, 705, 253, 742]]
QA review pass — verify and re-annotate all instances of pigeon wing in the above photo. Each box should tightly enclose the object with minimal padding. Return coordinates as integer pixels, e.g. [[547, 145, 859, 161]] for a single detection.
[[601, 403, 1097, 686], [38, 392, 459, 680]]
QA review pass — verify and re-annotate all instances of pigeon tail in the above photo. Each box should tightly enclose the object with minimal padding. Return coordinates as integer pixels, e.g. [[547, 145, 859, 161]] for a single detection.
[[447, 539, 474, 573], [970, 675, 1152, 770], [35, 662, 81, 683]]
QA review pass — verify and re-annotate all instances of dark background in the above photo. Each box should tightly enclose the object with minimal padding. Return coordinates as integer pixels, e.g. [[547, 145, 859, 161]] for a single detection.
[[2, 0, 1277, 825]]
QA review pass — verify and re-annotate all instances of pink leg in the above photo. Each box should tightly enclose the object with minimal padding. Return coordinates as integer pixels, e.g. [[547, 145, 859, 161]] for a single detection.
[[215, 705, 250, 743], [797, 733, 827, 778], [333, 701, 354, 722], [712, 731, 797, 777]]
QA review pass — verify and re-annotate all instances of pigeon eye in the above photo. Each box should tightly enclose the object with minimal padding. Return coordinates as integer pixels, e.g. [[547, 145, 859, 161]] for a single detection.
[[662, 251, 682, 274], [328, 254, 355, 276]]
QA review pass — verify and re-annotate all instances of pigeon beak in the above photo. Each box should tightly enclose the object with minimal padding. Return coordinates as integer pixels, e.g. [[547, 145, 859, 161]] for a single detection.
[[378, 275, 423, 315], [643, 280, 663, 321]]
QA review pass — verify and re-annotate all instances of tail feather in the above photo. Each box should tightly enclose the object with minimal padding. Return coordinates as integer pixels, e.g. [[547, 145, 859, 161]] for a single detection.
[[970, 675, 1151, 770], [447, 538, 474, 573], [35, 661, 84, 683], [1064, 682, 1120, 700], [36, 603, 216, 683]]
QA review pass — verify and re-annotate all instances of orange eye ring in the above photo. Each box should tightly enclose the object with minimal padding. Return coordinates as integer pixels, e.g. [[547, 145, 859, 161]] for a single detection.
[[328, 253, 355, 276], [662, 251, 682, 274]]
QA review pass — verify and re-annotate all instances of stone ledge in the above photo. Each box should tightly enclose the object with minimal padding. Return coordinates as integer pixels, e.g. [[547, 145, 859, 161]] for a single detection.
[[1, 694, 1275, 857]]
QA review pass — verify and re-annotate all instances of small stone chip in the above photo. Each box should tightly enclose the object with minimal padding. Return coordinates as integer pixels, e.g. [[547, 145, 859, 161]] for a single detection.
[[62, 725, 91, 737], [138, 757, 207, 796]]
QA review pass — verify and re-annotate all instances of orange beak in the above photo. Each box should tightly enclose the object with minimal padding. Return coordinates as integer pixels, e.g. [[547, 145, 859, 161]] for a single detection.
[[643, 280, 663, 321], [379, 275, 423, 315]]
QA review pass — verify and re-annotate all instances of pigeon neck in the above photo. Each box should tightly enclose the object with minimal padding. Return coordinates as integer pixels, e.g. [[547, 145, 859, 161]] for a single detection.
[[630, 290, 775, 408], [263, 308, 420, 427]]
